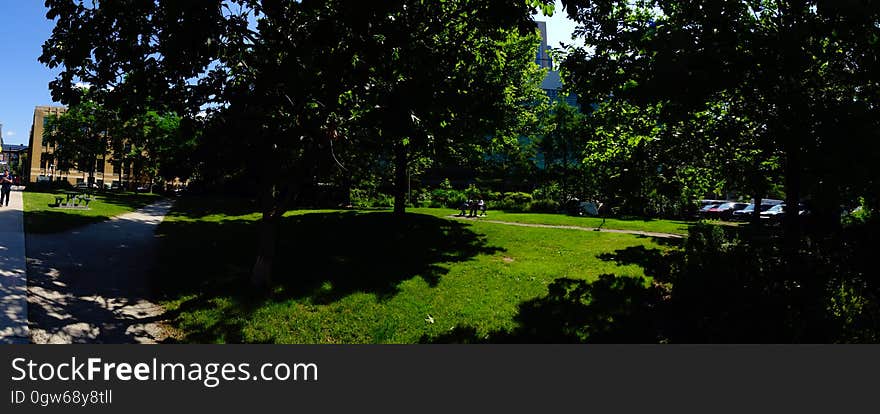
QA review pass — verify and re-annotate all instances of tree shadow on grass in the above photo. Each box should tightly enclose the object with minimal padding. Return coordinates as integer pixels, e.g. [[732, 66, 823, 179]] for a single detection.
[[597, 245, 680, 282], [153, 211, 504, 342], [423, 274, 665, 343], [162, 195, 261, 219], [422, 225, 813, 344], [95, 192, 163, 210], [24, 210, 112, 234]]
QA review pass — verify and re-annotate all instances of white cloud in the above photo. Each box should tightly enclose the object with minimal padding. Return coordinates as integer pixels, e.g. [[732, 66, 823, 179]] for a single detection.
[[3, 131, 14, 137]]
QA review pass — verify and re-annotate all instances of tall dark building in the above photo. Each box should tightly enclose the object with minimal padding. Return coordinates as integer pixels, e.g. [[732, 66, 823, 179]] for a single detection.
[[535, 21, 577, 107], [535, 21, 553, 69]]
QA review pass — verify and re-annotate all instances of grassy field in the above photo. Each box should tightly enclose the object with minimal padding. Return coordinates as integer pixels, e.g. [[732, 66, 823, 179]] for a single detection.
[[155, 197, 680, 343], [410, 208, 693, 235], [23, 190, 163, 234]]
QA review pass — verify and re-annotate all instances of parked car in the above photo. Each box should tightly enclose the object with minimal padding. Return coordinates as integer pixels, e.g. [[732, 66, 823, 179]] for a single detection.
[[732, 204, 757, 221], [699, 203, 720, 218], [706, 202, 749, 220], [732, 200, 784, 221], [760, 203, 786, 221], [760, 203, 807, 223]]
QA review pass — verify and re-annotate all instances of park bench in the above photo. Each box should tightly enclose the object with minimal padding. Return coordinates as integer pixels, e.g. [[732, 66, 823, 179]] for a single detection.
[[52, 192, 92, 210]]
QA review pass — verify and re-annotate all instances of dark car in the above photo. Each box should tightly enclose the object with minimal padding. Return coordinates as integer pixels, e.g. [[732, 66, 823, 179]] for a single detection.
[[732, 204, 757, 221], [760, 203, 786, 222], [761, 203, 808, 223], [732, 200, 784, 221]]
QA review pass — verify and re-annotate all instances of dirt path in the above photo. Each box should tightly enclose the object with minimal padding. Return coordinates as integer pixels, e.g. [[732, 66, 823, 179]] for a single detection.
[[26, 199, 175, 344], [450, 216, 684, 239]]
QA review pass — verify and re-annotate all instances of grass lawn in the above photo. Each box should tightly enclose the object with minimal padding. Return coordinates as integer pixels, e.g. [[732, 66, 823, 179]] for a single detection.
[[155, 196, 680, 343], [410, 207, 693, 235], [23, 190, 163, 234]]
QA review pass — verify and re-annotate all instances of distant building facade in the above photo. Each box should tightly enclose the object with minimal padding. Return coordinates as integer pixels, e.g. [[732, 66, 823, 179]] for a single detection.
[[26, 106, 130, 187], [0, 144, 28, 176], [535, 21, 553, 69], [535, 21, 578, 107]]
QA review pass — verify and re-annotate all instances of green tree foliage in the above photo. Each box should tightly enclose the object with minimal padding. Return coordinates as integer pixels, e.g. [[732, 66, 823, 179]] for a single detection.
[[40, 0, 553, 287], [110, 110, 193, 188], [538, 99, 587, 204], [558, 0, 880, 340], [337, 2, 549, 215], [560, 0, 880, 233], [43, 100, 111, 186]]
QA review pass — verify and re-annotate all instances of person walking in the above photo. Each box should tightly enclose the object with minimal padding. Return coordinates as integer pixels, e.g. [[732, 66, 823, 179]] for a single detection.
[[0, 170, 12, 207], [478, 199, 487, 216]]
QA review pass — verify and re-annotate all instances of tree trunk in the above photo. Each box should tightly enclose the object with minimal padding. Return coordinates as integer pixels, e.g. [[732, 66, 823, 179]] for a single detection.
[[752, 194, 763, 226], [782, 123, 823, 341], [393, 139, 407, 217], [251, 211, 280, 289], [783, 145, 801, 256]]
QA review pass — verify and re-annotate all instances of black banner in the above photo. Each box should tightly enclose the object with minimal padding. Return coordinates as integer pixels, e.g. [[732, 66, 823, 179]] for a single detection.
[[1, 345, 877, 413]]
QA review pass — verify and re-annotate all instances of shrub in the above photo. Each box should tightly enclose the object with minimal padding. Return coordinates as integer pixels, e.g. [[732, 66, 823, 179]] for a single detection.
[[527, 199, 560, 213], [504, 192, 533, 205], [430, 188, 468, 209], [350, 188, 394, 208], [532, 183, 562, 202], [485, 192, 534, 212]]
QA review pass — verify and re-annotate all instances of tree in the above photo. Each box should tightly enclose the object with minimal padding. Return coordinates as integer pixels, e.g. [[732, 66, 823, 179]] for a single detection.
[[341, 1, 548, 216], [538, 98, 586, 204], [560, 0, 880, 338], [43, 100, 111, 186], [107, 110, 192, 191], [41, 0, 554, 287], [561, 0, 880, 232]]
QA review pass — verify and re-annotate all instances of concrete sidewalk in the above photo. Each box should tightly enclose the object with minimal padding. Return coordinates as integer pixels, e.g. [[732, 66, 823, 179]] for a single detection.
[[0, 190, 28, 344], [27, 199, 174, 344]]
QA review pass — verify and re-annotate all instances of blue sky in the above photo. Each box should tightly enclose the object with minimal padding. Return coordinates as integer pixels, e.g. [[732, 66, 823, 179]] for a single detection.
[[0, 1, 581, 147], [0, 2, 57, 146], [536, 0, 584, 50]]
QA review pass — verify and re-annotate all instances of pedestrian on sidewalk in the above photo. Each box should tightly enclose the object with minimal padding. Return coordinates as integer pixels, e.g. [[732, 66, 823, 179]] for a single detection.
[[0, 170, 12, 207], [478, 199, 487, 216]]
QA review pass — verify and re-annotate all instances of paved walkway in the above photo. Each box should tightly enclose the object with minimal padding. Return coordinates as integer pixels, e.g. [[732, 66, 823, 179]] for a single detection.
[[450, 216, 684, 239], [0, 190, 28, 344], [27, 199, 175, 344]]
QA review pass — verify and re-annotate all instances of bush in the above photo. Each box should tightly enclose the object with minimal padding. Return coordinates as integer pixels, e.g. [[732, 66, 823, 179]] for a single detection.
[[485, 192, 533, 212], [505, 192, 533, 205], [532, 183, 562, 202], [350, 188, 394, 208], [430, 188, 468, 209], [527, 199, 560, 213]]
